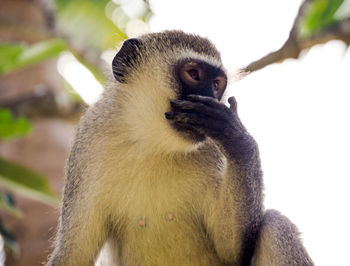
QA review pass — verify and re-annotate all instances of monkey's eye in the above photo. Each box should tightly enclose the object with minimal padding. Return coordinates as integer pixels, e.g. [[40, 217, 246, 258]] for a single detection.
[[213, 79, 220, 90], [212, 76, 227, 99], [188, 69, 200, 81], [179, 62, 205, 86]]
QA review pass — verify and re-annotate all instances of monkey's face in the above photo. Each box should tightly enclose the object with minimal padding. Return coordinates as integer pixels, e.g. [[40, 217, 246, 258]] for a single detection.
[[176, 59, 227, 101], [170, 60, 227, 142], [112, 31, 229, 152]]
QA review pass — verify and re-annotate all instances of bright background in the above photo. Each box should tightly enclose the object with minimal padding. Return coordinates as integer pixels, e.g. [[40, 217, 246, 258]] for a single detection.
[[60, 0, 350, 265]]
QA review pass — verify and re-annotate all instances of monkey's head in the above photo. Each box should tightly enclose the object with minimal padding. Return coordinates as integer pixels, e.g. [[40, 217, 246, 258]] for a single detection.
[[112, 31, 228, 153]]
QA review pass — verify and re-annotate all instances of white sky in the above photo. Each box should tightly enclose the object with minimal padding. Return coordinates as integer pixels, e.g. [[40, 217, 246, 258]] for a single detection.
[[59, 0, 350, 264]]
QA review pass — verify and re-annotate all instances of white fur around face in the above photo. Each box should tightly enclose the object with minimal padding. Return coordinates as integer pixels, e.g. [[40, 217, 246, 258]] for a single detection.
[[178, 49, 224, 70], [115, 66, 191, 154]]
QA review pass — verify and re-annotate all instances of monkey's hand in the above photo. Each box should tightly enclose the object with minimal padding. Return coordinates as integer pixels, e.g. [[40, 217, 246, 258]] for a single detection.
[[166, 95, 256, 160]]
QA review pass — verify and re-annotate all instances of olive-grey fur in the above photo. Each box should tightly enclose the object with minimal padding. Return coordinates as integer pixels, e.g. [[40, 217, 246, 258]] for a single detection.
[[46, 30, 313, 266]]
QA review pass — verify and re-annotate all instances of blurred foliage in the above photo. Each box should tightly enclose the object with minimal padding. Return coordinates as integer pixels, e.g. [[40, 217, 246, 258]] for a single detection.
[[61, 78, 86, 104], [0, 0, 152, 209], [0, 109, 58, 205], [56, 0, 127, 51], [0, 157, 59, 206], [0, 109, 31, 140], [0, 108, 58, 256], [0, 193, 21, 218], [0, 0, 153, 87], [0, 39, 66, 76], [55, 0, 152, 85], [0, 219, 19, 257], [0, 109, 57, 205], [299, 0, 347, 37]]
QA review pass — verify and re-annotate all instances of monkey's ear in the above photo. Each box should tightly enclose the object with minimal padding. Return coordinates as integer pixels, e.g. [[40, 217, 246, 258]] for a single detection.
[[112, 38, 143, 83]]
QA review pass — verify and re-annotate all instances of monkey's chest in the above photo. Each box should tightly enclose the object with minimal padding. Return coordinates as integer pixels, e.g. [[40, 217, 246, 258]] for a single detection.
[[113, 174, 223, 265], [118, 206, 222, 266]]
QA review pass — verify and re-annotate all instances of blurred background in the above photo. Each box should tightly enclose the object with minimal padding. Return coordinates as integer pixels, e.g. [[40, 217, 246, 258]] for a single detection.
[[0, 0, 349, 265]]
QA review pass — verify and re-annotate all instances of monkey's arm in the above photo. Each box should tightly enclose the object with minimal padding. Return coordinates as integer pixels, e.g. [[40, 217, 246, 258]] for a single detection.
[[46, 152, 108, 265], [252, 209, 314, 265], [167, 95, 263, 264], [47, 190, 108, 266], [167, 95, 313, 265]]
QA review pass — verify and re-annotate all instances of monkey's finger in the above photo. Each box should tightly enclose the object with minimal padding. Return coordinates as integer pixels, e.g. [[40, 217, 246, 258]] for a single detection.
[[169, 112, 226, 133], [175, 122, 207, 136], [228, 96, 238, 112], [165, 112, 206, 123], [186, 95, 227, 110], [170, 100, 226, 120], [166, 112, 206, 135]]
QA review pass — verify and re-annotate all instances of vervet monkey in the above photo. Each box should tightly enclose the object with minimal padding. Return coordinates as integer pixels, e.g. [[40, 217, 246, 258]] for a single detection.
[[47, 31, 313, 266]]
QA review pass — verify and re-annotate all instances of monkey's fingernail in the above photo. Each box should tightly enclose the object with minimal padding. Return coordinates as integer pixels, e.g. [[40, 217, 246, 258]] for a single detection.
[[165, 112, 175, 119]]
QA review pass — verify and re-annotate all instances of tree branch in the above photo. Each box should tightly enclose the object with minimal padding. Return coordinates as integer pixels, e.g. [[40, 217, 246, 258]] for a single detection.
[[240, 0, 350, 76], [0, 90, 85, 121]]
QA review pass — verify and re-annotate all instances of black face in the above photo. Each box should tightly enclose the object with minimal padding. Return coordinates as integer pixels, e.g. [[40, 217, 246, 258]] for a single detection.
[[170, 59, 227, 142], [175, 59, 227, 101]]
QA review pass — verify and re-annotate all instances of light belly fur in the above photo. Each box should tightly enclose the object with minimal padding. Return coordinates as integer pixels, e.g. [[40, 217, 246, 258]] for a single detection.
[[95, 150, 225, 266]]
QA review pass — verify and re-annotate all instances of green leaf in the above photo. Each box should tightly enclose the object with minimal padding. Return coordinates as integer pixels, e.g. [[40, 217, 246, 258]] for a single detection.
[[56, 0, 126, 51], [0, 109, 31, 140], [0, 109, 32, 140], [300, 0, 345, 37], [55, 0, 152, 87], [61, 77, 86, 104], [18, 39, 66, 67], [0, 192, 22, 217], [0, 44, 24, 63], [0, 157, 59, 205], [0, 38, 66, 75]]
